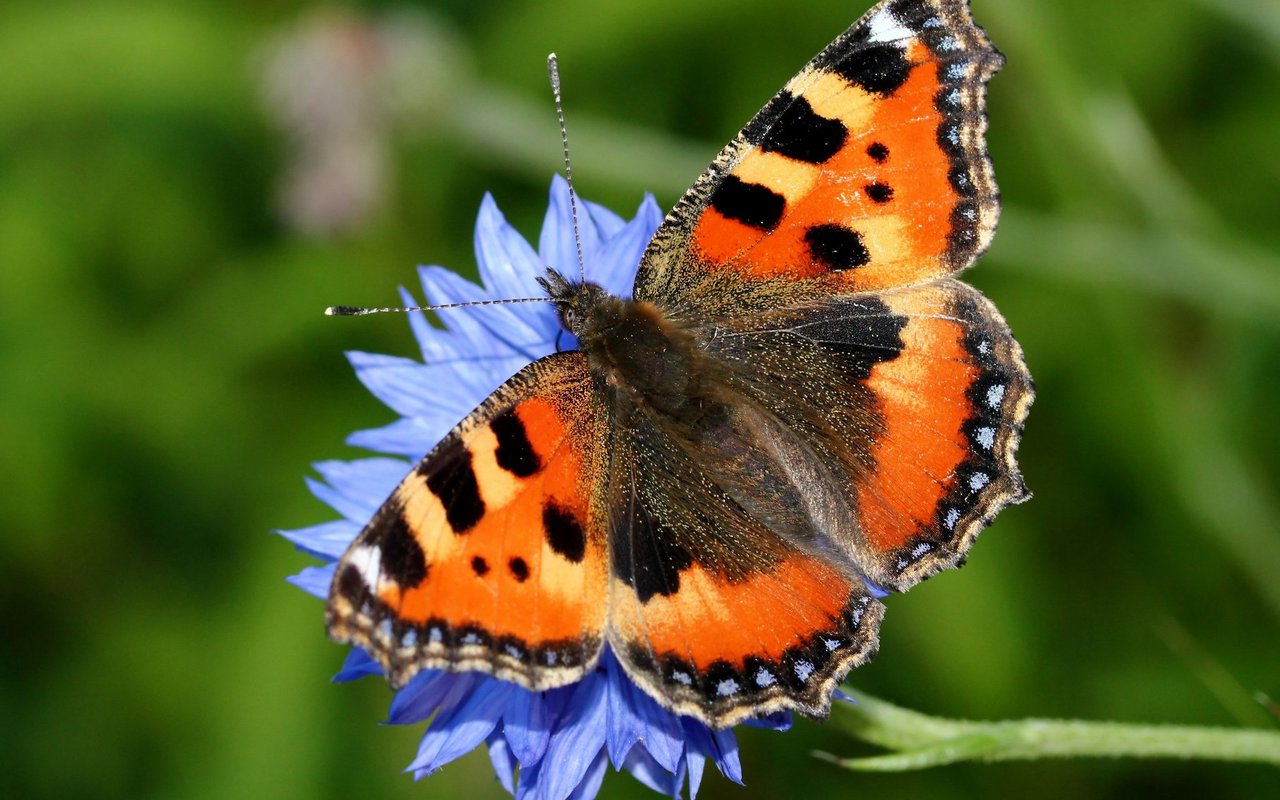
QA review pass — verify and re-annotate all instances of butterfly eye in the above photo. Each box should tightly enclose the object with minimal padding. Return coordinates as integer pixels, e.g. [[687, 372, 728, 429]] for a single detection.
[[562, 307, 578, 330]]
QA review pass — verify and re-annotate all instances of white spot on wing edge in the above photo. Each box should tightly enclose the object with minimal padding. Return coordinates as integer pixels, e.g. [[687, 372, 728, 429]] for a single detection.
[[717, 678, 740, 697], [976, 426, 996, 450], [987, 384, 1006, 409], [347, 545, 384, 590], [866, 6, 913, 43], [375, 619, 394, 641], [794, 660, 815, 682], [944, 508, 961, 530]]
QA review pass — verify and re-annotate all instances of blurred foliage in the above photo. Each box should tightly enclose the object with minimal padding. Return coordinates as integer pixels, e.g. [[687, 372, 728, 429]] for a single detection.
[[1, 0, 1277, 798]]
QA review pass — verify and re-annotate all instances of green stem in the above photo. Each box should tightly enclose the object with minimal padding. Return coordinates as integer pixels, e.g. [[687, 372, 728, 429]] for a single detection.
[[818, 690, 1280, 771]]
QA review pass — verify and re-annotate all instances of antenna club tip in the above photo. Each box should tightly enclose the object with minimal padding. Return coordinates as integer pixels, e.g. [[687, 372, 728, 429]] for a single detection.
[[325, 305, 356, 316]]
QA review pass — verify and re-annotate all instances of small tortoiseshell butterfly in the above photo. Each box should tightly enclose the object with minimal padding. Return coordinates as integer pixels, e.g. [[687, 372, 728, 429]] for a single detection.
[[327, 0, 1032, 728]]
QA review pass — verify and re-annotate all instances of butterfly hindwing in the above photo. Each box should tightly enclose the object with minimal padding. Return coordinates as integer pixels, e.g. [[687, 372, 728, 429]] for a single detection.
[[602, 404, 883, 727], [700, 279, 1032, 591], [636, 0, 1002, 307], [327, 352, 611, 690]]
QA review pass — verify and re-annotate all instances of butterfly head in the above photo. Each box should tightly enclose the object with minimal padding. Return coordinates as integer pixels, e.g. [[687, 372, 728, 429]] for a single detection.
[[538, 267, 614, 339]]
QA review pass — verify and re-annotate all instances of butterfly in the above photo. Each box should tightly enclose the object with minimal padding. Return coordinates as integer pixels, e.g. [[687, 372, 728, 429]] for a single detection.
[[326, 0, 1032, 728]]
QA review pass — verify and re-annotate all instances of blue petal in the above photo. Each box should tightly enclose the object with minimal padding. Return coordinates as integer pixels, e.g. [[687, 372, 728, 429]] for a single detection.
[[566, 748, 609, 800], [402, 291, 447, 364], [582, 196, 626, 240], [305, 477, 377, 525], [388, 670, 470, 725], [539, 175, 598, 281], [286, 563, 335, 599], [417, 266, 553, 364], [685, 750, 706, 799], [502, 687, 551, 766], [408, 680, 514, 776], [416, 267, 508, 351], [742, 710, 793, 732], [681, 720, 742, 786], [474, 192, 552, 303], [348, 350, 479, 420], [348, 414, 448, 458], [333, 647, 383, 682], [620, 745, 682, 797], [527, 673, 608, 800], [588, 194, 662, 299], [626, 678, 684, 774], [487, 730, 518, 796], [346, 417, 450, 461], [603, 650, 642, 765], [278, 519, 359, 560], [866, 579, 890, 599], [313, 458, 409, 509]]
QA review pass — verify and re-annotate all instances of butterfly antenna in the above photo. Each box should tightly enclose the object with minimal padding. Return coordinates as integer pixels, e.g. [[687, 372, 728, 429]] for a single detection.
[[326, 297, 551, 317], [548, 53, 588, 284]]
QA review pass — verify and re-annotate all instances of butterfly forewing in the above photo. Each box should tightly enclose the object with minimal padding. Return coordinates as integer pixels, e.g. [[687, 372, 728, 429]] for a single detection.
[[636, 0, 1002, 308], [327, 352, 611, 691]]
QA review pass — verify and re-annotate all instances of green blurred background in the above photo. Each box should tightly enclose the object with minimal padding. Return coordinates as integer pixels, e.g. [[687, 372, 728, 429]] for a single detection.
[[2, 0, 1277, 797]]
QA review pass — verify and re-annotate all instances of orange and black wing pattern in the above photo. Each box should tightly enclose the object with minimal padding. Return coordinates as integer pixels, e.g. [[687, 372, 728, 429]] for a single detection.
[[636, 0, 1002, 304], [326, 352, 611, 690], [705, 280, 1032, 593], [849, 281, 1032, 588], [602, 408, 884, 728]]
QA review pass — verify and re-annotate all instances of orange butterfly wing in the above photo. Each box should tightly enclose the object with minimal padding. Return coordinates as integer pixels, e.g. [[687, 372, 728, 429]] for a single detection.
[[601, 408, 884, 727], [851, 281, 1032, 587], [637, 0, 1001, 303], [327, 352, 610, 690]]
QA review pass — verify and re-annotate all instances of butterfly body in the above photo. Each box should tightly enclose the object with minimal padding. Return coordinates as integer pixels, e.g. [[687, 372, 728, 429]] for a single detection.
[[328, 0, 1032, 728]]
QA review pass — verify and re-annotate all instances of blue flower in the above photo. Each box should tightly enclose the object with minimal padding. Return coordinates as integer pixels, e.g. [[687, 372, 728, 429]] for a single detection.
[[281, 177, 811, 799]]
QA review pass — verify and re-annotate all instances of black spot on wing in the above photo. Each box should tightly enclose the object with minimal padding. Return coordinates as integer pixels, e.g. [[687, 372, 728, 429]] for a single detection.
[[543, 501, 587, 563], [866, 141, 890, 163], [865, 182, 894, 203], [611, 495, 694, 604], [794, 298, 908, 381], [509, 557, 530, 582], [379, 511, 429, 587], [822, 42, 913, 96], [805, 224, 871, 271], [491, 408, 541, 477], [471, 555, 489, 576], [888, 0, 932, 27], [421, 449, 485, 533], [335, 563, 368, 602], [756, 93, 848, 164], [709, 175, 785, 231]]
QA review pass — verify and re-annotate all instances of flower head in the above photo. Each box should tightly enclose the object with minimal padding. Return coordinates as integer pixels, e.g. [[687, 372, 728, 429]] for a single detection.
[[282, 177, 811, 799]]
